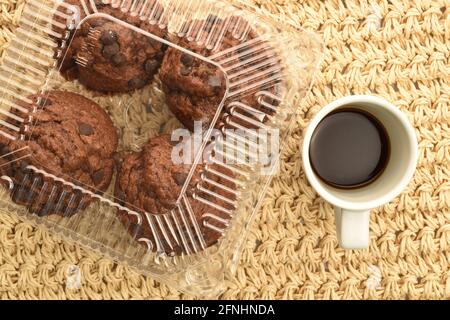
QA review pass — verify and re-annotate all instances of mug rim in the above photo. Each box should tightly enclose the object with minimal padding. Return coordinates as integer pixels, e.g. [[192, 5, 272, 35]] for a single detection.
[[302, 95, 418, 211]]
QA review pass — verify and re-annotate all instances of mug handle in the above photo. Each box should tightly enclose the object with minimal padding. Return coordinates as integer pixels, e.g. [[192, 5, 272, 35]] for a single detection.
[[335, 208, 370, 249]]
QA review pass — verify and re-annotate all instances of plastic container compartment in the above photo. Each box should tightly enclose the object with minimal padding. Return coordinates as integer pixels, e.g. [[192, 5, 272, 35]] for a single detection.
[[0, 0, 323, 296]]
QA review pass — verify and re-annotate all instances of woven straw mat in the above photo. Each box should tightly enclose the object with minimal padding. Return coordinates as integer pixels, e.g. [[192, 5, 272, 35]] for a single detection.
[[0, 0, 449, 300]]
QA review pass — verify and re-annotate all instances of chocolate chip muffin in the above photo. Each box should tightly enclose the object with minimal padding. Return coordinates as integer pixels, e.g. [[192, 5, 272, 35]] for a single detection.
[[0, 91, 118, 216], [159, 17, 281, 131], [115, 134, 236, 255], [56, 0, 167, 93]]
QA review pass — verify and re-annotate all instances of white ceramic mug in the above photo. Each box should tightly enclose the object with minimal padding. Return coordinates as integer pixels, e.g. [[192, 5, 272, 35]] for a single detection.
[[302, 95, 418, 249]]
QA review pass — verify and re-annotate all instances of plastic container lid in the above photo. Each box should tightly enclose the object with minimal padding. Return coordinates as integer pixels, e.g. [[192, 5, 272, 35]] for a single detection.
[[0, 0, 323, 296]]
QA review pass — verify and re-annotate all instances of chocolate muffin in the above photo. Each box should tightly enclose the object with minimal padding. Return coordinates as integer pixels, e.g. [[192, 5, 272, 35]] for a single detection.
[[115, 134, 236, 255], [56, 0, 167, 93], [159, 17, 282, 131], [0, 91, 118, 216]]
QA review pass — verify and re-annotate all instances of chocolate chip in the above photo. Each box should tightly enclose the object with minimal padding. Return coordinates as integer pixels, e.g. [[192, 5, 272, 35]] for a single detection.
[[90, 19, 105, 28], [112, 53, 126, 66], [180, 53, 194, 67], [208, 76, 222, 88], [92, 170, 104, 185], [100, 30, 118, 46], [78, 122, 94, 136], [1, 145, 10, 156], [102, 43, 120, 59], [172, 172, 188, 186], [180, 65, 192, 76], [94, 0, 106, 8], [147, 37, 160, 48], [128, 78, 146, 89], [144, 59, 159, 75], [20, 160, 30, 172]]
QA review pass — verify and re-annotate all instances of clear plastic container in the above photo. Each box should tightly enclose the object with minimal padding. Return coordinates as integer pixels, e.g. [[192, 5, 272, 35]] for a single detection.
[[0, 0, 323, 297]]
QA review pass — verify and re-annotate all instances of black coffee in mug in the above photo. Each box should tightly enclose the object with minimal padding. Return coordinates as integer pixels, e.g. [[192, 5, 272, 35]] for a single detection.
[[309, 108, 390, 189]]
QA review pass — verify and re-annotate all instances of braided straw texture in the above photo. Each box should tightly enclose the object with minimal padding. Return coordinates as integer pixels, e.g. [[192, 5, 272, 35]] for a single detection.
[[0, 0, 449, 300]]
